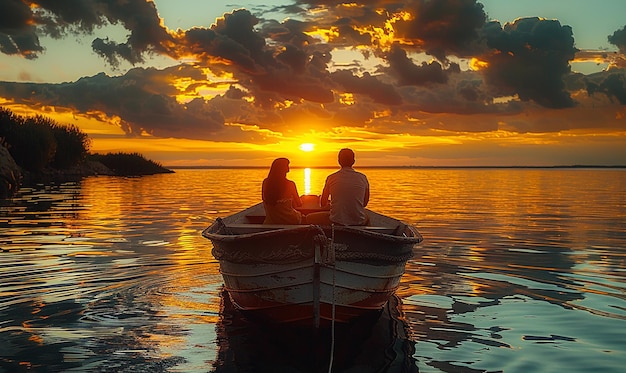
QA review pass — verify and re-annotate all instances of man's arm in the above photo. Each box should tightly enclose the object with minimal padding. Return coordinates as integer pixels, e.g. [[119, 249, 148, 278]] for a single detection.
[[363, 183, 369, 207]]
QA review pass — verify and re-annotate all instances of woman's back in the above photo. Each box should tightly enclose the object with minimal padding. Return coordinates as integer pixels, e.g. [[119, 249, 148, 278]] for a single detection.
[[262, 158, 303, 224]]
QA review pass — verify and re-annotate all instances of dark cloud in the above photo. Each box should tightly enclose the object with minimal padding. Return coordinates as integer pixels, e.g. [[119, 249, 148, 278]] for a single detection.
[[393, 0, 487, 61], [175, 9, 335, 106], [204, 9, 267, 70], [458, 81, 481, 101], [331, 70, 402, 105], [480, 17, 578, 108], [396, 81, 505, 116], [0, 0, 43, 58], [30, 0, 109, 36], [608, 25, 626, 54], [290, 1, 487, 60], [0, 66, 230, 139], [1, 0, 625, 142], [0, 0, 173, 65], [88, 0, 174, 67], [182, 26, 258, 72], [586, 71, 626, 105], [385, 45, 451, 85]]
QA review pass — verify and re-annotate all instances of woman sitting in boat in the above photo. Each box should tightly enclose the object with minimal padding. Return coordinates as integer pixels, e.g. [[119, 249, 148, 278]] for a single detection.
[[262, 158, 305, 224]]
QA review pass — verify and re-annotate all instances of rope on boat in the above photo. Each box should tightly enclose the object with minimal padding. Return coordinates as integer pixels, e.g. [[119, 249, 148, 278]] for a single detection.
[[328, 223, 337, 373]]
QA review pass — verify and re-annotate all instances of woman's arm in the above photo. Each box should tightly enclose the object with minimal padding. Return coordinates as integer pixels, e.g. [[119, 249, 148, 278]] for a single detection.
[[261, 178, 268, 202], [289, 180, 302, 207]]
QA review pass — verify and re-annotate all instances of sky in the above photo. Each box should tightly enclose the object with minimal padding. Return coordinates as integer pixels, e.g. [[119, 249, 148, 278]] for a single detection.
[[0, 0, 625, 167]]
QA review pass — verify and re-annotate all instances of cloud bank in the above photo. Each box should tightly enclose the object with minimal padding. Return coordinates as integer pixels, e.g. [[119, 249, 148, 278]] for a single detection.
[[0, 0, 625, 145]]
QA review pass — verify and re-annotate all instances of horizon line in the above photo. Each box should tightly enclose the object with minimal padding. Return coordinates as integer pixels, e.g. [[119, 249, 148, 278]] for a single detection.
[[165, 165, 626, 170]]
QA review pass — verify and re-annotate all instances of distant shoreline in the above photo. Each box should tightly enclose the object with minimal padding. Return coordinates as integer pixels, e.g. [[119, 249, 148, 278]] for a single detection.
[[167, 165, 626, 170]]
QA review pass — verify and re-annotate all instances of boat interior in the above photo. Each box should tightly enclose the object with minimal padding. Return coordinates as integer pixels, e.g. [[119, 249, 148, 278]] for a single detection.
[[223, 195, 411, 236]]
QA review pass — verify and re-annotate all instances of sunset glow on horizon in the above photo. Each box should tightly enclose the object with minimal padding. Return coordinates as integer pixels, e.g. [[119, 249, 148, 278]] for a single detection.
[[299, 143, 315, 152], [0, 1, 625, 167]]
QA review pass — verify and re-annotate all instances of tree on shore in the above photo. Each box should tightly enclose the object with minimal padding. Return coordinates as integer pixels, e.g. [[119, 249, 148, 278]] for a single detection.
[[50, 119, 91, 169], [0, 108, 90, 172], [89, 152, 171, 176], [0, 107, 171, 179]]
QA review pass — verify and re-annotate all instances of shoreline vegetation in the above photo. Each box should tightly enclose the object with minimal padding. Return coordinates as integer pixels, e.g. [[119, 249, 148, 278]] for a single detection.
[[1, 107, 172, 199]]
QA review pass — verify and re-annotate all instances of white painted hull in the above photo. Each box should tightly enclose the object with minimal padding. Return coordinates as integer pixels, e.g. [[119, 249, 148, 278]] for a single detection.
[[203, 200, 422, 327]]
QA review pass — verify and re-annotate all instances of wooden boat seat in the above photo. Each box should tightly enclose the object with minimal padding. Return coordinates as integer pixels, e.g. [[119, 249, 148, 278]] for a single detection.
[[245, 208, 331, 223], [245, 214, 266, 224], [226, 223, 397, 235]]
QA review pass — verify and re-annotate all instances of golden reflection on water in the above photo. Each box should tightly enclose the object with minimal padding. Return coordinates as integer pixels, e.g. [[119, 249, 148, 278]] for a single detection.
[[303, 167, 311, 195], [1, 168, 625, 372]]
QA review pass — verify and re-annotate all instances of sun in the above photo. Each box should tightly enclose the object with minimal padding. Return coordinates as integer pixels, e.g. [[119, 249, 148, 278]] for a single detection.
[[299, 143, 315, 152]]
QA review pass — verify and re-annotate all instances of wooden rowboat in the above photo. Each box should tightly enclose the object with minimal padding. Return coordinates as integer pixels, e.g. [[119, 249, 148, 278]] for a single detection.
[[202, 195, 423, 328]]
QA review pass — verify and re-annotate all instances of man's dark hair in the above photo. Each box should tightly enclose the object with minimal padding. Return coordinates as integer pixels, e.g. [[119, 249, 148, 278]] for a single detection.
[[338, 148, 355, 167]]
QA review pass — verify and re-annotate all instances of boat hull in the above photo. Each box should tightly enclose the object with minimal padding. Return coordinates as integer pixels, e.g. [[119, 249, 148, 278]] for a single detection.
[[219, 258, 407, 325], [203, 202, 422, 327]]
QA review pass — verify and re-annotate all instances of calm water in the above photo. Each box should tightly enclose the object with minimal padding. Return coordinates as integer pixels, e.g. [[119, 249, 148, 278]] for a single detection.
[[1, 168, 625, 372]]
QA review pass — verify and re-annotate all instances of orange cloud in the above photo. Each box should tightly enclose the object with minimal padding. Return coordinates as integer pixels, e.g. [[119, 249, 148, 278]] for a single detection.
[[1, 1, 626, 166]]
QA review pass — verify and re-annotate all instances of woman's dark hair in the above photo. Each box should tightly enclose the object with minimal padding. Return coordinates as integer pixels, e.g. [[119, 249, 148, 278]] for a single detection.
[[263, 158, 290, 205]]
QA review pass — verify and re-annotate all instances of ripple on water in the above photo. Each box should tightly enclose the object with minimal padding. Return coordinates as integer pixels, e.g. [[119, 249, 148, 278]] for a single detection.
[[1, 169, 625, 372]]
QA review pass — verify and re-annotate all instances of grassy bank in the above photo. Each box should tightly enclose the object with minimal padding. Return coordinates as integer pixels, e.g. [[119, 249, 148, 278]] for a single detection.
[[1, 107, 172, 196]]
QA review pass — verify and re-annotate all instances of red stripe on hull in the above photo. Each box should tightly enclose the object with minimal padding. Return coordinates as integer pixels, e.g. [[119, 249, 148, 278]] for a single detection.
[[226, 288, 395, 325]]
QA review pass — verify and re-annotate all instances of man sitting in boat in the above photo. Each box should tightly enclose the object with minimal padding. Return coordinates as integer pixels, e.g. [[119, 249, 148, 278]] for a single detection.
[[307, 148, 370, 226], [262, 158, 305, 224]]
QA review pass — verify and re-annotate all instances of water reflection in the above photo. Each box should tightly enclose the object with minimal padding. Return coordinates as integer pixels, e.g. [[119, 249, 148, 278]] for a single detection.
[[1, 175, 224, 371], [1, 169, 625, 372], [213, 288, 417, 373], [304, 167, 312, 195]]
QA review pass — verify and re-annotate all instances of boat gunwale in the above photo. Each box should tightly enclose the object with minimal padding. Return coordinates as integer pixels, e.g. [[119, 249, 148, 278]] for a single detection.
[[201, 200, 423, 244], [202, 220, 423, 245]]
